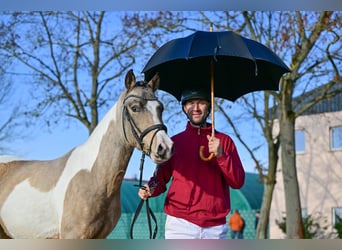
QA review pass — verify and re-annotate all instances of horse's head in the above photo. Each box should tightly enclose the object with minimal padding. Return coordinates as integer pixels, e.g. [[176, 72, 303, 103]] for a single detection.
[[122, 70, 174, 164]]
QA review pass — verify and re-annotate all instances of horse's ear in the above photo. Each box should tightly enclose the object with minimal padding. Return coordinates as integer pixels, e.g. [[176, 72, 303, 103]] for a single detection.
[[125, 69, 136, 91], [147, 72, 160, 92]]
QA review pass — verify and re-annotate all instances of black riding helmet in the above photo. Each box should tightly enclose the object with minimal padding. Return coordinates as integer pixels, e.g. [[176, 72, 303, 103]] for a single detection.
[[181, 89, 211, 123], [181, 89, 211, 105]]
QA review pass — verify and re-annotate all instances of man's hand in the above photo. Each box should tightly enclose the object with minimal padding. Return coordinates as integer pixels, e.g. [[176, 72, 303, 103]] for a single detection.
[[138, 184, 152, 200], [207, 135, 223, 158]]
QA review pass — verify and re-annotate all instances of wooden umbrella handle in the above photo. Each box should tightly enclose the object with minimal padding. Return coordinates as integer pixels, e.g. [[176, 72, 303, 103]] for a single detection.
[[199, 146, 215, 161]]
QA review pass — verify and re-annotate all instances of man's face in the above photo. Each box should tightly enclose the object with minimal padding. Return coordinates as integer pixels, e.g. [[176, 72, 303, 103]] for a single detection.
[[183, 98, 210, 126]]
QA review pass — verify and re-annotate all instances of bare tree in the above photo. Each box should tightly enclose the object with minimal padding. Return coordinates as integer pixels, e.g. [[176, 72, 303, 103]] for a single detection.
[[0, 80, 18, 153], [277, 11, 340, 238], [0, 11, 145, 134], [0, 21, 23, 153]]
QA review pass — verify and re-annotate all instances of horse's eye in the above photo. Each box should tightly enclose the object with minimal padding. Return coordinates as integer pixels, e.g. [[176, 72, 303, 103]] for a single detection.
[[131, 105, 141, 112]]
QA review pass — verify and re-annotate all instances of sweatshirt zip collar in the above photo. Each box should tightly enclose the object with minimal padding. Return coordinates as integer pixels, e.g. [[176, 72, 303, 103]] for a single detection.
[[186, 122, 213, 136]]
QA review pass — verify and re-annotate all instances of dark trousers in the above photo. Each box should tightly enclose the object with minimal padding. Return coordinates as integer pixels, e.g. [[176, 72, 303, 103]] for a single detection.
[[231, 230, 243, 239]]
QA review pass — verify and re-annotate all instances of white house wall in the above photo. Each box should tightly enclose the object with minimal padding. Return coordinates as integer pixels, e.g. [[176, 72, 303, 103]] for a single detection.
[[270, 111, 342, 238]]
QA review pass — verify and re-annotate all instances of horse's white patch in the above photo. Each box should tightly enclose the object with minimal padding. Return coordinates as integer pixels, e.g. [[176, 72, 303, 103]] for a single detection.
[[146, 101, 173, 162], [1, 180, 59, 238], [146, 101, 161, 125], [54, 104, 118, 222]]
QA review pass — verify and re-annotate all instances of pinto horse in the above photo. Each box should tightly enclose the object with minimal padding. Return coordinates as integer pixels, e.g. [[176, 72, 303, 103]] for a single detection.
[[0, 70, 174, 239]]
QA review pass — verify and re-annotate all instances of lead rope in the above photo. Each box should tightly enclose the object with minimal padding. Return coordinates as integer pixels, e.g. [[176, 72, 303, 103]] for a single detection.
[[129, 152, 158, 239]]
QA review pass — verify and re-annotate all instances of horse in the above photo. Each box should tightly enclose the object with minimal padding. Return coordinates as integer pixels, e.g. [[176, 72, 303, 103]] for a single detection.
[[0, 70, 174, 239]]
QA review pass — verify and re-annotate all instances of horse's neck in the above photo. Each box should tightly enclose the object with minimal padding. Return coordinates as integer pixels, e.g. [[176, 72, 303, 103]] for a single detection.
[[53, 98, 133, 215], [86, 102, 126, 156], [69, 97, 134, 180]]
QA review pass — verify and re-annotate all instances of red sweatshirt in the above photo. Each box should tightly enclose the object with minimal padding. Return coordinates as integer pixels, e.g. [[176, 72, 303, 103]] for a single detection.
[[148, 122, 245, 227]]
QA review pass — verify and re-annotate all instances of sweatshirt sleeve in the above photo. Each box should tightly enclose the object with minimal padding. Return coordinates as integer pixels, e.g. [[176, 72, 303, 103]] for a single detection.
[[216, 135, 245, 189], [147, 159, 173, 197]]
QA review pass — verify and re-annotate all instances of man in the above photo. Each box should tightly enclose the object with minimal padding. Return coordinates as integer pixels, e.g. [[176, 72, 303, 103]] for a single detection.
[[138, 89, 245, 239], [228, 209, 245, 239]]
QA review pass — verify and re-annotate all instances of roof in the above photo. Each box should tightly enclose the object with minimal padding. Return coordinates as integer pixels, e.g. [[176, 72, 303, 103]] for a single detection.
[[236, 172, 264, 210], [294, 83, 342, 115], [268, 83, 342, 120]]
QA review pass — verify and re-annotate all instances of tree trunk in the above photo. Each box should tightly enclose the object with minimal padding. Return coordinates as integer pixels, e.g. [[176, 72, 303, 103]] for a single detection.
[[256, 140, 279, 239], [256, 182, 274, 238], [279, 80, 305, 238]]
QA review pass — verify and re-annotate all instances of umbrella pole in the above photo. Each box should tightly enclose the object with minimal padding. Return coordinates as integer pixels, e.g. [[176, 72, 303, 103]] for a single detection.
[[199, 58, 215, 161], [209, 23, 215, 136], [210, 59, 215, 136]]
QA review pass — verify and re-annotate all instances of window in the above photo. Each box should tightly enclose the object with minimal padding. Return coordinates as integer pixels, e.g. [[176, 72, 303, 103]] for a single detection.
[[295, 130, 305, 153], [301, 207, 307, 218], [331, 126, 342, 150], [332, 207, 342, 226]]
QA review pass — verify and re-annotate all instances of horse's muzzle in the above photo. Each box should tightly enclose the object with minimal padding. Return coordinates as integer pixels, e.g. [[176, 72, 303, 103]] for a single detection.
[[151, 132, 174, 164]]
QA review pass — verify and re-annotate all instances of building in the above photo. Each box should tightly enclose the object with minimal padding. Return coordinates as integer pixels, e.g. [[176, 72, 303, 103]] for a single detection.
[[270, 86, 342, 238]]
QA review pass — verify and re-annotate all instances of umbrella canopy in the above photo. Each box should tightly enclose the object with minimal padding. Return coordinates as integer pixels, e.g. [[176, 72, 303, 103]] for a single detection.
[[143, 30, 290, 102], [143, 30, 290, 161]]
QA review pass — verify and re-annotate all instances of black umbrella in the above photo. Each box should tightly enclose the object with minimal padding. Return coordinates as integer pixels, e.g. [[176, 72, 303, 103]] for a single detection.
[[143, 30, 290, 160]]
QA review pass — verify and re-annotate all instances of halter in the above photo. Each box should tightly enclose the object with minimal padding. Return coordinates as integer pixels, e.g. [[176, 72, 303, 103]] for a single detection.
[[122, 86, 167, 239], [122, 92, 167, 156]]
